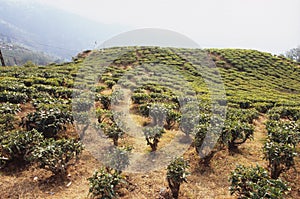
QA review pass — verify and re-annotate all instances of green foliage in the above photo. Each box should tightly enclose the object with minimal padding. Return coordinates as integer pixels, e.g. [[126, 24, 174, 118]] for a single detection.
[[253, 102, 274, 113], [166, 109, 181, 129], [0, 91, 29, 103], [22, 60, 37, 68], [0, 130, 43, 168], [111, 88, 125, 105], [131, 93, 150, 104], [100, 94, 112, 110], [221, 120, 254, 152], [263, 120, 299, 179], [267, 106, 300, 121], [103, 146, 132, 174], [226, 108, 259, 123], [104, 80, 116, 89], [264, 141, 297, 179], [193, 124, 218, 165], [88, 167, 124, 199], [143, 126, 165, 151], [0, 103, 21, 114], [72, 97, 93, 112], [28, 138, 83, 175], [0, 114, 15, 132], [166, 157, 189, 199], [149, 103, 168, 126], [21, 108, 73, 138], [265, 120, 300, 146], [96, 109, 113, 124], [101, 123, 125, 146], [98, 111, 127, 146], [229, 165, 290, 199]]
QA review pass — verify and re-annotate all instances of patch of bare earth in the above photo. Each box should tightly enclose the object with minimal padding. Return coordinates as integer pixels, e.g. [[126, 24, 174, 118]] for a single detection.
[[1, 113, 299, 198]]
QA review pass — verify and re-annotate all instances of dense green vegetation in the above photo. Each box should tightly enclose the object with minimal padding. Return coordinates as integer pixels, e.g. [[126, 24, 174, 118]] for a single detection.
[[0, 46, 299, 198]]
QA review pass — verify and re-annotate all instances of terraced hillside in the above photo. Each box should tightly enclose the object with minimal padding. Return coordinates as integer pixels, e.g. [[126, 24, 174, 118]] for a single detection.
[[0, 47, 299, 198]]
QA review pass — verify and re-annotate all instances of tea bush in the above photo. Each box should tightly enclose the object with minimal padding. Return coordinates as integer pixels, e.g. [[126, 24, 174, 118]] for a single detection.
[[166, 157, 189, 199], [229, 165, 290, 198], [88, 167, 124, 199], [28, 138, 83, 175], [143, 126, 165, 151], [0, 130, 43, 168]]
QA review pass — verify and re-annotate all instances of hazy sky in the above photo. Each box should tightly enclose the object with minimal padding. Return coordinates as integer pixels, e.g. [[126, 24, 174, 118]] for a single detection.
[[32, 0, 300, 54]]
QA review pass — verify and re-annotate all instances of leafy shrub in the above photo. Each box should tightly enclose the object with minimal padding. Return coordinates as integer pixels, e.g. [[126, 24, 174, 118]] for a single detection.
[[215, 60, 227, 67], [88, 167, 124, 199], [263, 120, 299, 179], [103, 146, 132, 174], [143, 126, 165, 151], [23, 61, 36, 67], [104, 80, 116, 89], [72, 97, 93, 112], [0, 130, 43, 168], [100, 94, 112, 110], [149, 103, 168, 126], [226, 108, 259, 123], [0, 103, 21, 114], [21, 109, 74, 138], [221, 120, 254, 152], [180, 112, 199, 136], [238, 100, 251, 109], [267, 106, 300, 121], [98, 111, 127, 146], [264, 140, 297, 179], [131, 93, 150, 104], [111, 89, 125, 105], [166, 157, 189, 199], [193, 124, 220, 166], [0, 114, 16, 132], [28, 138, 83, 175], [166, 109, 181, 129], [101, 123, 125, 146], [93, 85, 106, 93], [139, 103, 151, 116], [0, 91, 29, 104], [253, 102, 274, 113], [265, 120, 300, 146], [96, 109, 113, 124], [229, 165, 290, 198]]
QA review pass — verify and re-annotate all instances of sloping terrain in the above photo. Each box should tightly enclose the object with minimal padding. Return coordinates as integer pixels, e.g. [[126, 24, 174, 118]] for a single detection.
[[0, 0, 124, 60], [0, 47, 299, 198]]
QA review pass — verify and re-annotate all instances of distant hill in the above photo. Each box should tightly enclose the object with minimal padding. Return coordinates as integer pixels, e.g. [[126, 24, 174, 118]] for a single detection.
[[0, 39, 57, 66], [0, 0, 126, 61]]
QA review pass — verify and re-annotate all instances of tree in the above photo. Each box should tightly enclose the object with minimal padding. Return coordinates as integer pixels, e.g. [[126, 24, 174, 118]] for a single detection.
[[166, 157, 189, 199], [143, 126, 165, 151], [221, 120, 254, 152], [229, 165, 290, 199], [263, 120, 298, 179], [285, 46, 300, 62], [103, 146, 132, 174], [28, 138, 83, 176], [0, 130, 43, 168], [194, 124, 220, 166], [88, 167, 124, 199], [102, 123, 125, 146]]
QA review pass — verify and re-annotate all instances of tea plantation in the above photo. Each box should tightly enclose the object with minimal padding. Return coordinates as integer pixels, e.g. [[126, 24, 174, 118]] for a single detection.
[[0, 47, 299, 198]]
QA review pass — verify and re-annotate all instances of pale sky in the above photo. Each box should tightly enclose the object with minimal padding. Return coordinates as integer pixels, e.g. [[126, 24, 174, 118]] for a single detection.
[[32, 0, 300, 54]]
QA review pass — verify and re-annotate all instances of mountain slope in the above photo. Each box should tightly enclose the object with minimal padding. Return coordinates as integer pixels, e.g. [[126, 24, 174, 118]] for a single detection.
[[0, 47, 299, 199], [0, 0, 126, 60]]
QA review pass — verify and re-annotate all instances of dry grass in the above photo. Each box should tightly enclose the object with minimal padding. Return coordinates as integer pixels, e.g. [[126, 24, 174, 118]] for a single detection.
[[1, 115, 299, 198]]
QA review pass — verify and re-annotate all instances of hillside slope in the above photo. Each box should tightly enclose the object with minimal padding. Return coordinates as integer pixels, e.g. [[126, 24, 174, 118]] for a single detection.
[[0, 47, 299, 199], [0, 0, 125, 60]]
